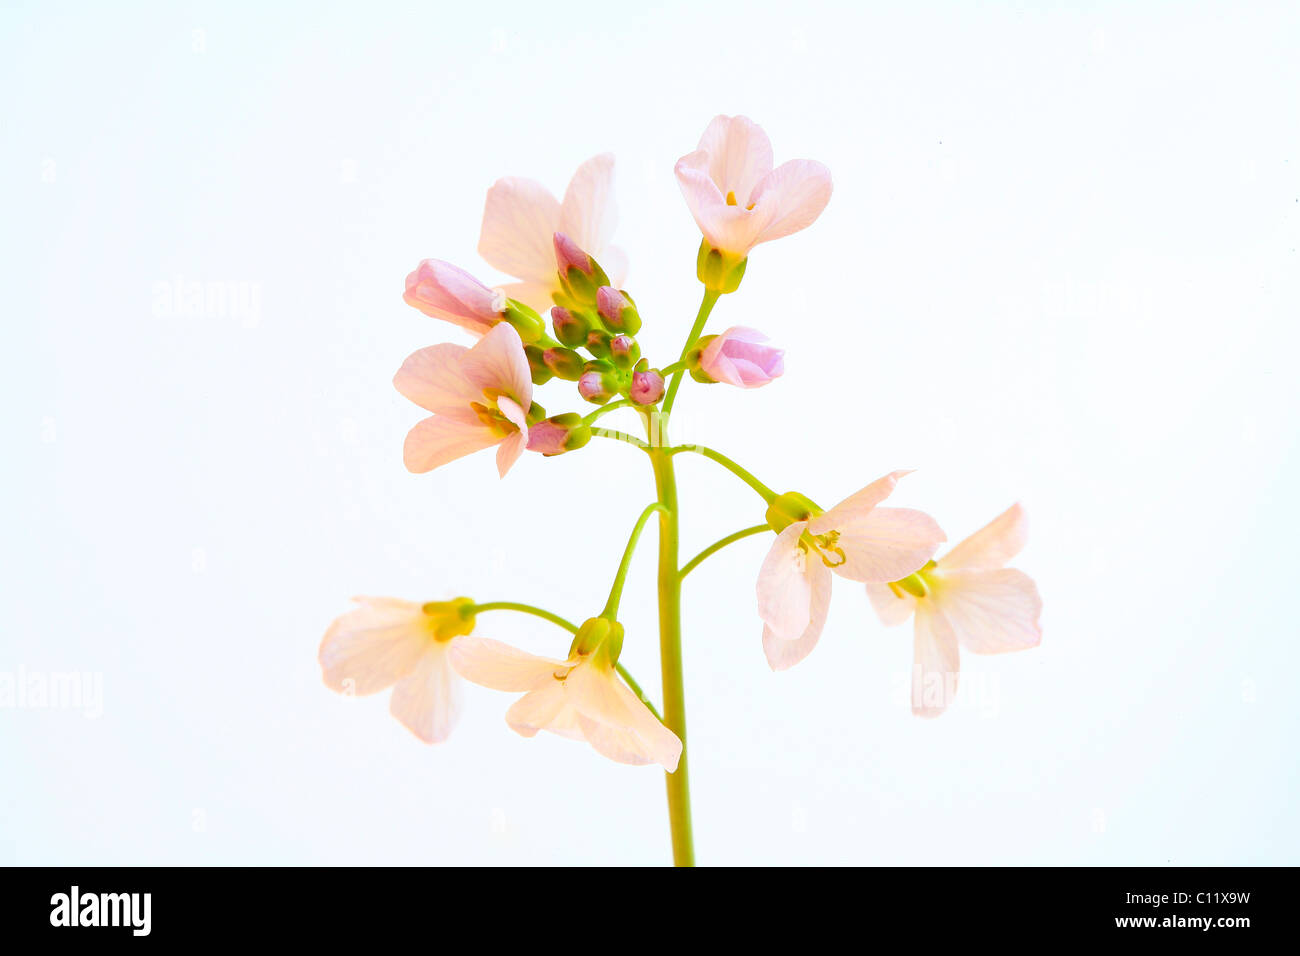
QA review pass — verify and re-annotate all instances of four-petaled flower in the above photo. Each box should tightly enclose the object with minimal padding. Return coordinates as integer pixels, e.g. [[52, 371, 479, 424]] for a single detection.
[[865, 504, 1042, 717], [393, 322, 533, 477], [757, 471, 946, 671], [676, 114, 833, 259], [478, 154, 627, 313], [319, 596, 474, 743], [697, 326, 785, 388], [450, 636, 682, 771]]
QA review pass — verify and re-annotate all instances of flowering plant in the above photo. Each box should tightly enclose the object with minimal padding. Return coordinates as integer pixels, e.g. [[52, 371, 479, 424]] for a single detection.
[[320, 115, 1042, 866]]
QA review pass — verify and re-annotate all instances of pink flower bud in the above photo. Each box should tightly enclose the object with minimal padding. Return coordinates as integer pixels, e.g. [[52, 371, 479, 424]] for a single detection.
[[553, 231, 594, 276], [526, 419, 570, 456], [402, 260, 504, 337], [697, 326, 784, 388], [578, 371, 612, 403], [596, 286, 624, 322], [630, 370, 665, 406]]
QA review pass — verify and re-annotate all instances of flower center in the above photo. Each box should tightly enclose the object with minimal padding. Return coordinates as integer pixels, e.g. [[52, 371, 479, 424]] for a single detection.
[[888, 561, 939, 599], [797, 530, 847, 568], [724, 190, 756, 211], [469, 399, 519, 437]]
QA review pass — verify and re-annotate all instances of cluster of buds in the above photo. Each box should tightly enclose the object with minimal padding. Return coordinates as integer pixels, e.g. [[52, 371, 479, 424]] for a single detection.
[[536, 232, 665, 408]]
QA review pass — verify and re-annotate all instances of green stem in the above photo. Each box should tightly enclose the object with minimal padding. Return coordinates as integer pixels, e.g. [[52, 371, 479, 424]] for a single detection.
[[663, 289, 720, 415], [679, 524, 770, 579], [463, 601, 577, 633], [603, 502, 667, 618], [650, 440, 694, 866], [669, 444, 778, 503], [582, 398, 634, 426], [591, 427, 650, 450]]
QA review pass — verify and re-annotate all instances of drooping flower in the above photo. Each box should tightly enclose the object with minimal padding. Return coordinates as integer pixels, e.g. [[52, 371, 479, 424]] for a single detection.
[[450, 628, 682, 771], [675, 115, 833, 260], [865, 504, 1042, 718], [319, 596, 476, 743], [402, 259, 505, 337], [757, 472, 945, 671], [393, 322, 534, 477], [478, 154, 627, 313], [695, 326, 784, 388]]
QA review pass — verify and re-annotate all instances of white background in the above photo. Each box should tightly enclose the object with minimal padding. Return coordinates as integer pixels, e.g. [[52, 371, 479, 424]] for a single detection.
[[3, 1, 1297, 865]]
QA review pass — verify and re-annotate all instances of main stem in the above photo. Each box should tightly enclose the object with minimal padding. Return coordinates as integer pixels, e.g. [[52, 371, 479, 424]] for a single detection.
[[650, 438, 694, 866]]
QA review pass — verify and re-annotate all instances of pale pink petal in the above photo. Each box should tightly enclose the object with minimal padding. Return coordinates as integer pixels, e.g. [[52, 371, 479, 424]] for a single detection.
[[564, 663, 681, 771], [610, 679, 682, 772], [675, 151, 766, 255], [388, 644, 462, 743], [558, 153, 617, 259], [810, 470, 912, 532], [478, 176, 561, 284], [392, 344, 479, 417], [449, 637, 566, 692], [939, 503, 1029, 572], [460, 323, 533, 407], [495, 429, 527, 478], [912, 606, 960, 718], [756, 521, 814, 641], [318, 598, 431, 695], [402, 260, 500, 337], [576, 715, 656, 766], [748, 159, 834, 246], [505, 683, 578, 739], [930, 568, 1042, 654], [402, 416, 499, 474], [762, 556, 832, 671], [598, 245, 629, 288], [865, 581, 917, 627], [696, 114, 774, 204], [828, 507, 946, 583]]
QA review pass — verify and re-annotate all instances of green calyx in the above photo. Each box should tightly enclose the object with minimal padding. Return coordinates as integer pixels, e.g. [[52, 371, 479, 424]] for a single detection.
[[889, 561, 939, 599], [695, 240, 747, 294], [501, 300, 546, 344], [764, 491, 823, 533], [422, 597, 477, 642], [568, 616, 624, 667]]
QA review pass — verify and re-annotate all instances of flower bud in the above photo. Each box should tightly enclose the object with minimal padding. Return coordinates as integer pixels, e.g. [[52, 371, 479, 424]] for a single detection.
[[696, 240, 747, 294], [569, 616, 624, 660], [501, 299, 546, 344], [694, 326, 784, 388], [608, 334, 640, 370], [585, 329, 613, 360], [765, 491, 822, 533], [403, 260, 504, 336], [542, 346, 585, 381], [596, 286, 642, 334], [550, 305, 590, 347], [554, 232, 610, 304], [629, 369, 665, 406], [578, 369, 616, 405], [526, 413, 592, 457], [525, 345, 553, 385]]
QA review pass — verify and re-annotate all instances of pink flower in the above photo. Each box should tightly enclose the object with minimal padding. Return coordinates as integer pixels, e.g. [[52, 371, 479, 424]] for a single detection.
[[629, 369, 665, 405], [478, 154, 627, 313], [450, 637, 682, 771], [865, 504, 1043, 718], [698, 327, 784, 388], [393, 322, 533, 477], [675, 115, 833, 258], [757, 472, 945, 671], [402, 259, 504, 338], [319, 596, 475, 743]]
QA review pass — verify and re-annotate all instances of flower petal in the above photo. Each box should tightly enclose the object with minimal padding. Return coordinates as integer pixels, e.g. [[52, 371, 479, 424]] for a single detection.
[[864, 581, 917, 627], [495, 429, 527, 477], [762, 557, 832, 671], [939, 503, 1029, 571], [449, 637, 566, 692], [402, 260, 500, 337], [810, 470, 911, 532], [478, 175, 561, 284], [564, 663, 681, 771], [392, 344, 478, 416], [912, 606, 960, 718], [930, 568, 1042, 654], [828, 507, 946, 583], [675, 151, 766, 255], [388, 643, 462, 743], [696, 114, 774, 204], [505, 682, 581, 739], [756, 521, 814, 641], [558, 153, 618, 261], [748, 159, 833, 246], [460, 323, 533, 407], [402, 416, 498, 474], [498, 279, 558, 315], [318, 598, 431, 696]]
